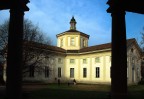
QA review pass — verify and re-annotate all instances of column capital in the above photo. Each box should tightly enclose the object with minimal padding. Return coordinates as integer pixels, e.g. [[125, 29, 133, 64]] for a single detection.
[[0, 0, 29, 11], [107, 0, 125, 14], [10, 0, 29, 12]]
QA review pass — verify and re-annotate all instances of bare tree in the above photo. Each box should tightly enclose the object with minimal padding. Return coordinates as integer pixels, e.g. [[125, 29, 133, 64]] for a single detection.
[[0, 20, 8, 59], [23, 19, 51, 44], [0, 19, 52, 78]]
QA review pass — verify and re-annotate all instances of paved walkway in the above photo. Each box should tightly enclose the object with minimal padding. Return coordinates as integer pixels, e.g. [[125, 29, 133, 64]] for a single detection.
[[22, 83, 48, 91]]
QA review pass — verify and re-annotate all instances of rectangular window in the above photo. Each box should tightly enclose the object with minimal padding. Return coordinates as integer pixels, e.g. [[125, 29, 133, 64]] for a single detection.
[[45, 66, 49, 78], [96, 67, 100, 78], [83, 39, 86, 47], [58, 67, 61, 78], [83, 68, 87, 78], [29, 66, 34, 77], [83, 59, 87, 64], [70, 37, 75, 46], [70, 68, 74, 78], [83, 39, 85, 47], [95, 57, 100, 63], [70, 59, 75, 64], [60, 39, 63, 47]]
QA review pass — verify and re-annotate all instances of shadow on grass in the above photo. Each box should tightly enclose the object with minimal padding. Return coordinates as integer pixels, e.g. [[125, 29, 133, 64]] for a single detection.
[[2, 84, 144, 99], [28, 84, 144, 99], [128, 85, 144, 99], [30, 88, 110, 99], [28, 84, 110, 99]]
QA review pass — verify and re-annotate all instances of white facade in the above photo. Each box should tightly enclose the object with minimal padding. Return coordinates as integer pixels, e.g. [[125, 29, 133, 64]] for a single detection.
[[3, 17, 141, 85], [22, 40, 141, 84]]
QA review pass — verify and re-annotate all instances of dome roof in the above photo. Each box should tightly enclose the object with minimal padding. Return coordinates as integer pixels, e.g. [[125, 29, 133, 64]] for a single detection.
[[70, 16, 76, 22]]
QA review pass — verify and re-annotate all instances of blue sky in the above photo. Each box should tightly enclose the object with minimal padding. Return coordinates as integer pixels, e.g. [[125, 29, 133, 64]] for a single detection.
[[0, 0, 144, 46]]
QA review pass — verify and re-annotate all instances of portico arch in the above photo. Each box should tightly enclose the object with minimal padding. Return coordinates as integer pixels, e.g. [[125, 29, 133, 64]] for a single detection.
[[107, 0, 144, 99], [0, 0, 29, 99]]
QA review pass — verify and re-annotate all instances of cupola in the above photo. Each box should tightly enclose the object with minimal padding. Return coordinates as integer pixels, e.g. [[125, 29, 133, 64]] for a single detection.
[[56, 17, 89, 50], [70, 16, 77, 30]]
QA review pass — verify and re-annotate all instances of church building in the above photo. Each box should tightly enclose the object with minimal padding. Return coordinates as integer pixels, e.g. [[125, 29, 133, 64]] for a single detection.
[[4, 17, 142, 84]]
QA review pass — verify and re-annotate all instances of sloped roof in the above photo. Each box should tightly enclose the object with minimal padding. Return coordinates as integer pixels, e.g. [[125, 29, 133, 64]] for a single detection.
[[24, 41, 66, 53], [127, 38, 136, 47], [79, 38, 139, 53], [56, 29, 89, 38], [79, 43, 111, 53], [23, 38, 140, 54], [126, 38, 142, 54]]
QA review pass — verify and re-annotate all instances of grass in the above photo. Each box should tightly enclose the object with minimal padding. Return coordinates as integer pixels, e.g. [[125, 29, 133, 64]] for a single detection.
[[128, 85, 144, 99], [27, 84, 144, 99], [1, 84, 144, 99], [28, 84, 111, 99]]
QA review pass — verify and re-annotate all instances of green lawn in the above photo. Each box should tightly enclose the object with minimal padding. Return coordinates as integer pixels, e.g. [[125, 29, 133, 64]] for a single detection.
[[26, 84, 144, 99], [29, 84, 111, 99], [128, 85, 144, 99]]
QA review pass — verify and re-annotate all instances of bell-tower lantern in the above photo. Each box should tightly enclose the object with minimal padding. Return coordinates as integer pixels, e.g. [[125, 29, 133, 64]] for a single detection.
[[70, 16, 77, 30]]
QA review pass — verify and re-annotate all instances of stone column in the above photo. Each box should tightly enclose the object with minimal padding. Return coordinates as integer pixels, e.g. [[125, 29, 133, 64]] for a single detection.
[[111, 9, 127, 99], [107, 1, 127, 99], [6, 6, 24, 99]]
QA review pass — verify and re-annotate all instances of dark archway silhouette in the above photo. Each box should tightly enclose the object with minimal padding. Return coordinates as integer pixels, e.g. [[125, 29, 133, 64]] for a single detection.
[[0, 0, 29, 99], [107, 0, 144, 99], [1, 0, 144, 99]]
